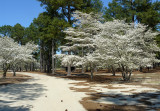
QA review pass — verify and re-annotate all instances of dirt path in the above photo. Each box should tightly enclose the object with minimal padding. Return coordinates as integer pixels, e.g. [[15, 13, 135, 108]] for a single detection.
[[0, 72, 87, 111]]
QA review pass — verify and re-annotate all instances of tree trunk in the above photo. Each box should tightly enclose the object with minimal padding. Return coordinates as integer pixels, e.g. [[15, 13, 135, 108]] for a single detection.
[[90, 64, 94, 80], [40, 48, 43, 72], [67, 51, 71, 76], [30, 63, 32, 71], [86, 65, 89, 72], [81, 47, 85, 74], [25, 64, 28, 72], [122, 71, 132, 81], [3, 71, 7, 78], [13, 69, 16, 76], [3, 64, 9, 78], [43, 59, 46, 73], [94, 66, 97, 72], [140, 67, 143, 72], [82, 66, 85, 74], [19, 67, 22, 72], [111, 66, 115, 76], [52, 40, 55, 74], [91, 67, 94, 80], [67, 64, 71, 76]]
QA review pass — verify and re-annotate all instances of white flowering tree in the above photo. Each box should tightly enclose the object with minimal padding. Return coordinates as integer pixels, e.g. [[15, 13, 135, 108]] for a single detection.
[[57, 11, 159, 81], [94, 20, 160, 81], [57, 11, 102, 77], [0, 37, 37, 77]]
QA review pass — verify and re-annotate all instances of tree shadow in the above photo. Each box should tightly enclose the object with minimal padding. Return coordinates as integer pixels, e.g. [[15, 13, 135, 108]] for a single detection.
[[90, 91, 160, 111], [0, 105, 30, 111], [0, 80, 47, 110]]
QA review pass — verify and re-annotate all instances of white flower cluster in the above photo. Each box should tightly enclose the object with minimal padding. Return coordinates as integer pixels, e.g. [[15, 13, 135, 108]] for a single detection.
[[0, 37, 38, 75], [57, 11, 160, 80]]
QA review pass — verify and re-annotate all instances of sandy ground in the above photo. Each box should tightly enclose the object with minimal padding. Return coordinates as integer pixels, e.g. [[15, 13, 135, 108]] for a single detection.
[[0, 71, 160, 111], [0, 72, 87, 111], [0, 73, 31, 85]]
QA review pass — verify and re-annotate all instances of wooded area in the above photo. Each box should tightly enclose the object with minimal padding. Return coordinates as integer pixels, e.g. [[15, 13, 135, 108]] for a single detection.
[[0, 0, 159, 81]]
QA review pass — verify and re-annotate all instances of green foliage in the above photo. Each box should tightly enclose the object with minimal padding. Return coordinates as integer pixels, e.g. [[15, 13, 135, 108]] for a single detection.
[[11, 23, 25, 45], [24, 23, 39, 44], [0, 25, 12, 37], [104, 0, 160, 30]]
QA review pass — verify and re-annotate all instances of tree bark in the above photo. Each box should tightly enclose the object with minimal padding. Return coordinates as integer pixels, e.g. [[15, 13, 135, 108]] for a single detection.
[[3, 71, 7, 78], [25, 64, 28, 72], [86, 65, 89, 72], [43, 59, 46, 73], [52, 40, 55, 74], [90, 63, 94, 80], [40, 46, 43, 72], [122, 70, 132, 81], [13, 69, 16, 76], [3, 64, 9, 78], [91, 67, 94, 80], [94, 66, 97, 72], [67, 64, 71, 76], [111, 66, 115, 76]]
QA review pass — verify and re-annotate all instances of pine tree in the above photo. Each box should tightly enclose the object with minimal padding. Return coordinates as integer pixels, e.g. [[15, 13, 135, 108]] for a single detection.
[[104, 0, 160, 30]]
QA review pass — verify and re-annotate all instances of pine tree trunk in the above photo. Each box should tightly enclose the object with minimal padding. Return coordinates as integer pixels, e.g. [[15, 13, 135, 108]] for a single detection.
[[19, 67, 22, 72], [86, 65, 89, 72], [81, 47, 85, 74], [140, 67, 143, 72], [111, 66, 115, 76], [52, 40, 55, 74], [32, 63, 35, 71], [43, 59, 46, 73], [40, 46, 43, 72], [91, 67, 94, 80], [47, 61, 50, 73], [67, 64, 71, 76], [67, 51, 71, 76], [90, 63, 94, 80], [25, 64, 28, 72]]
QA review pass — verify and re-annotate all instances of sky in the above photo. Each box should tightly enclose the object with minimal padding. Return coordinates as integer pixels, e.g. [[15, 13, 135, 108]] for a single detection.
[[0, 0, 112, 28]]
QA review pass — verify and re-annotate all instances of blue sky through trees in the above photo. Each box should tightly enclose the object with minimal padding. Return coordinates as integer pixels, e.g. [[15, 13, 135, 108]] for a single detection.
[[0, 0, 111, 27]]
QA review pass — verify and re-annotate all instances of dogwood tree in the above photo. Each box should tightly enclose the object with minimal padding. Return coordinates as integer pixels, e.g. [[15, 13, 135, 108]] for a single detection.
[[57, 11, 102, 77], [0, 37, 37, 77], [94, 20, 160, 81]]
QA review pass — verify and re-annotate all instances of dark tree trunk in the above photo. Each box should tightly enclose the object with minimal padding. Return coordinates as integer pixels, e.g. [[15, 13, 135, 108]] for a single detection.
[[25, 64, 28, 72], [90, 64, 94, 80], [40, 48, 43, 72], [43, 59, 46, 73], [91, 67, 94, 80], [52, 40, 55, 74], [140, 67, 143, 72], [19, 67, 21, 72], [122, 71, 132, 81], [3, 71, 7, 78], [86, 65, 89, 72], [111, 66, 116, 76], [3, 64, 9, 78], [13, 69, 16, 76]]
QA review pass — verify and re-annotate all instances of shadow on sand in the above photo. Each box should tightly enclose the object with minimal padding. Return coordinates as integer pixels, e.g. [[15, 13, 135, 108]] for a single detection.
[[90, 91, 160, 111], [0, 80, 47, 111]]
